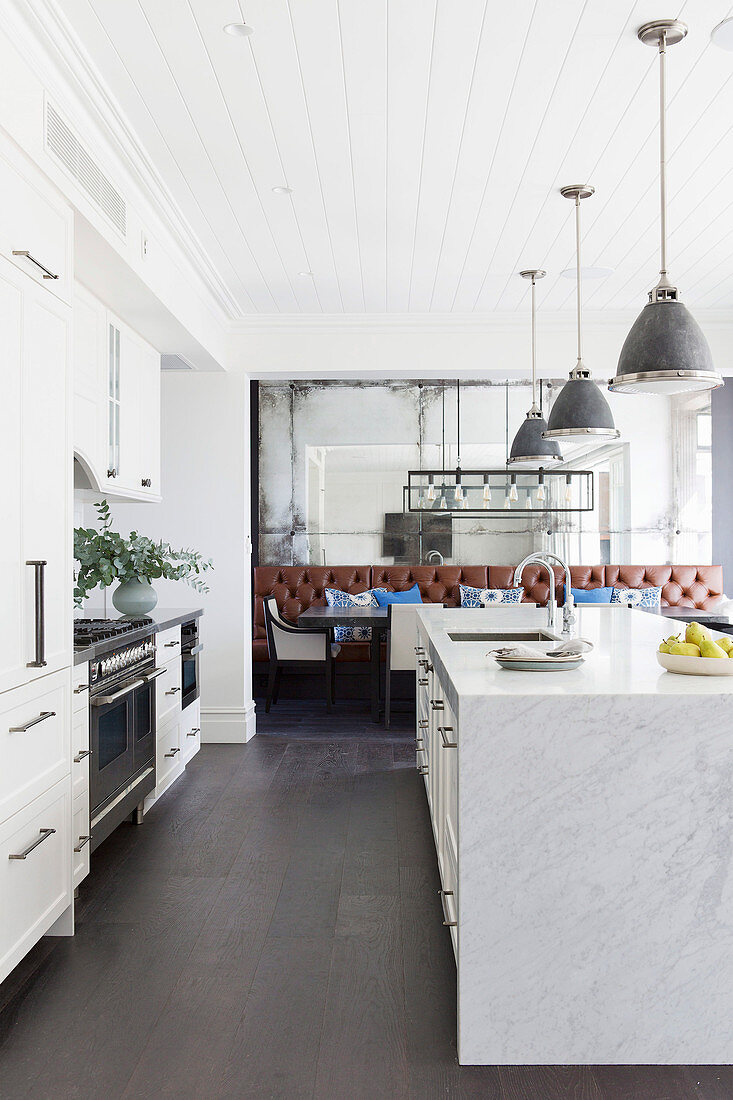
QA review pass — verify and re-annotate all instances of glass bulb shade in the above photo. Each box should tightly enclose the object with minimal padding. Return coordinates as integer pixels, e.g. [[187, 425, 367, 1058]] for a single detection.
[[509, 482, 519, 503], [417, 494, 425, 509], [609, 299, 722, 395], [426, 483, 436, 502], [543, 376, 619, 441], [439, 495, 447, 510], [454, 484, 463, 502], [525, 495, 532, 510], [509, 413, 562, 465], [565, 483, 573, 503], [536, 483, 546, 502], [503, 495, 512, 510], [483, 483, 491, 502]]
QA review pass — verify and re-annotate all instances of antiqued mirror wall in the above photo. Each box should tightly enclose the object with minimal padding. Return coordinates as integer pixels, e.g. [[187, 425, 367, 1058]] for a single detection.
[[256, 380, 711, 568]]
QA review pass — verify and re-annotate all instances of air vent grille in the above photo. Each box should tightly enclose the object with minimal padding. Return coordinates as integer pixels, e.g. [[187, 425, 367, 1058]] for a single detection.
[[161, 354, 196, 372], [46, 102, 126, 236]]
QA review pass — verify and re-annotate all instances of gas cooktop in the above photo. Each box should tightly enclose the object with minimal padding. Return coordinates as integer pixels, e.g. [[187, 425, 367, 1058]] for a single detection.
[[73, 617, 154, 646]]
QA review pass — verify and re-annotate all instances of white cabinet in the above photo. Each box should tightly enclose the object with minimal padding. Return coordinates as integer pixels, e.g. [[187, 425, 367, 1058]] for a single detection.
[[155, 711, 183, 796], [181, 698, 201, 765], [72, 283, 161, 500], [0, 264, 25, 695]]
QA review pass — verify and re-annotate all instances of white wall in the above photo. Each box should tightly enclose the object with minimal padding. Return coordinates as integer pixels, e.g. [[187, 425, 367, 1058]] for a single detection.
[[112, 372, 254, 743]]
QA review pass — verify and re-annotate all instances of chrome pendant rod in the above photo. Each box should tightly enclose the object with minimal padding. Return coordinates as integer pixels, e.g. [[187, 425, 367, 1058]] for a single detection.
[[658, 28, 668, 279], [574, 193, 582, 367], [530, 273, 537, 408]]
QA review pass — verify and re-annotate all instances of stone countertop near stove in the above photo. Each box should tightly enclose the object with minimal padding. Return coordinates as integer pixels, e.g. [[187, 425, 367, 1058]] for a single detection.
[[73, 607, 203, 665]]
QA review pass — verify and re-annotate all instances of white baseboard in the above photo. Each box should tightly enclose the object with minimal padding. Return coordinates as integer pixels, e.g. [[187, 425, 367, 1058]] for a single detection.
[[201, 702, 257, 744]]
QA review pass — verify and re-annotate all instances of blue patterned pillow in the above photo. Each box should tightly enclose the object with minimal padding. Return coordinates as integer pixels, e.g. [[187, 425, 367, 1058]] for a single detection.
[[325, 588, 384, 642], [459, 584, 522, 607], [610, 585, 662, 608]]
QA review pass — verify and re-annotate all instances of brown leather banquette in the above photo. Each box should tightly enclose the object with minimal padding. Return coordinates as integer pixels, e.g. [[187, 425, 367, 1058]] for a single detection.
[[253, 564, 723, 662]]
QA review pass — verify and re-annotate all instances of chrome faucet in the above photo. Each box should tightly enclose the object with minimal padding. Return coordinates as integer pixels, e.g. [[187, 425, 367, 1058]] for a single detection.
[[426, 550, 444, 566], [513, 554, 558, 631], [540, 552, 576, 635]]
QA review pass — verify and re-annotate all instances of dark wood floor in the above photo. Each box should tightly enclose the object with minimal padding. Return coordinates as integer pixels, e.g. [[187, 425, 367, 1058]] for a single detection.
[[1, 731, 732, 1099]]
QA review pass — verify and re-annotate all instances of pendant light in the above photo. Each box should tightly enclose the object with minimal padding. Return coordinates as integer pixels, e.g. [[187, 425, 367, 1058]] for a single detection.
[[609, 21, 721, 395], [543, 185, 619, 442], [509, 269, 562, 466]]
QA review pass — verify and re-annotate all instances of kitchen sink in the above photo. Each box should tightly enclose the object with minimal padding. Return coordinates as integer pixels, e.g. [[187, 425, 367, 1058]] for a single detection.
[[447, 630, 559, 642]]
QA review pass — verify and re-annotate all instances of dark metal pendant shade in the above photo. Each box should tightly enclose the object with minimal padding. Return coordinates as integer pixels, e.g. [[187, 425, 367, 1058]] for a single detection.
[[544, 371, 619, 440], [609, 298, 722, 394], [509, 411, 562, 464]]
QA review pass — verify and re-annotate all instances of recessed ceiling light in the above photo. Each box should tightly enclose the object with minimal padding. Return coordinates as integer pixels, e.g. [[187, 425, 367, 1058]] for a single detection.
[[560, 266, 614, 280], [223, 22, 253, 37], [711, 18, 733, 50], [272, 186, 293, 195], [298, 271, 314, 277]]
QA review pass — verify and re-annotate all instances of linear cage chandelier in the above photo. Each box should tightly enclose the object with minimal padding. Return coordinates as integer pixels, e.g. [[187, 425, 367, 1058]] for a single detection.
[[406, 468, 594, 514]]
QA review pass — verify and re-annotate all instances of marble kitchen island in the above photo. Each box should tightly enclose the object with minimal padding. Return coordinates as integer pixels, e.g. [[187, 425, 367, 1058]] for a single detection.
[[415, 603, 733, 1066]]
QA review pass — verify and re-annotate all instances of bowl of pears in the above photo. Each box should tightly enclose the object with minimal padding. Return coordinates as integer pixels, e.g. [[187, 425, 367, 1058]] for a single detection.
[[657, 621, 733, 676]]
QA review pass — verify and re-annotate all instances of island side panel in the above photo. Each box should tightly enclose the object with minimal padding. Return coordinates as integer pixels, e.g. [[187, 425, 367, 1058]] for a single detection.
[[457, 691, 733, 1066]]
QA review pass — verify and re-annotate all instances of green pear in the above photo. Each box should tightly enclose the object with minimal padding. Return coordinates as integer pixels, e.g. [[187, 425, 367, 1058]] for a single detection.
[[715, 635, 733, 654], [659, 635, 680, 653], [686, 621, 712, 648], [700, 639, 727, 659], [659, 640, 671, 653], [669, 641, 701, 657]]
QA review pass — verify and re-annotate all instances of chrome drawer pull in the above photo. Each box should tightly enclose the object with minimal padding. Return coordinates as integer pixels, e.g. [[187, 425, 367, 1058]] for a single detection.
[[430, 699, 444, 710], [417, 677, 428, 686], [73, 683, 89, 695], [93, 678, 144, 705], [74, 835, 91, 853], [418, 659, 428, 669], [9, 710, 55, 733], [12, 250, 59, 279], [418, 719, 429, 729], [141, 478, 152, 488], [164, 640, 180, 648], [439, 726, 458, 749], [142, 667, 167, 681], [164, 746, 181, 758], [74, 749, 92, 763], [26, 560, 47, 668], [165, 686, 181, 695], [189, 643, 204, 655], [9, 827, 55, 860], [187, 727, 200, 737], [427, 663, 434, 673], [417, 764, 428, 775], [414, 646, 425, 655], [416, 736, 424, 746], [438, 888, 457, 927]]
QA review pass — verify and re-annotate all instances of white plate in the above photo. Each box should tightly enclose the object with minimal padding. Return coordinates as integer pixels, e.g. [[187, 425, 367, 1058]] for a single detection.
[[494, 656, 584, 672], [656, 651, 733, 676]]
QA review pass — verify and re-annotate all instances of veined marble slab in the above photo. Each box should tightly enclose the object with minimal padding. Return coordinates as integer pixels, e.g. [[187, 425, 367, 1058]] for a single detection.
[[416, 604, 733, 1065]]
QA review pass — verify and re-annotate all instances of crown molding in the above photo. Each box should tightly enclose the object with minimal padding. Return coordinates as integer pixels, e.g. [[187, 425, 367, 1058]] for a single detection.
[[6, 0, 240, 322]]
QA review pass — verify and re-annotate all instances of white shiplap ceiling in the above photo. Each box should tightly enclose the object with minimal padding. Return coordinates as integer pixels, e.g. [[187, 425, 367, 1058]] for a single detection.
[[51, 0, 733, 318]]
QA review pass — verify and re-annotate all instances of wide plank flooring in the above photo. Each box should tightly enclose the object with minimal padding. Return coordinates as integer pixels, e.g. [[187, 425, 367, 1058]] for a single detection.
[[1, 734, 732, 1099]]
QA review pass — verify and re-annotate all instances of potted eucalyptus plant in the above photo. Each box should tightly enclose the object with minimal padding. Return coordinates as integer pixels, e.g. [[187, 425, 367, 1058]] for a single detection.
[[74, 500, 213, 614]]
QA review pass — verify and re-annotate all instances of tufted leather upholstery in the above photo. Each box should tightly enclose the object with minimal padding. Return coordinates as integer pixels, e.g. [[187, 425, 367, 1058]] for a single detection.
[[252, 563, 723, 661], [370, 566, 488, 607], [605, 565, 723, 610]]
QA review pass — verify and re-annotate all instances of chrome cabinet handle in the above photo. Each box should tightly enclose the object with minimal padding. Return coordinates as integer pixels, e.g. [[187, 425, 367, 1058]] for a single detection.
[[26, 560, 47, 668], [418, 719, 429, 729], [142, 667, 167, 681], [427, 663, 434, 673], [9, 710, 55, 733], [439, 726, 457, 749], [164, 640, 180, 648], [141, 478, 152, 488], [9, 827, 55, 860], [416, 736, 424, 746], [438, 889, 457, 928], [12, 250, 59, 279], [414, 646, 425, 655], [188, 643, 204, 655], [73, 683, 89, 695], [417, 763, 429, 775], [106, 468, 118, 479], [430, 699, 444, 710], [418, 659, 428, 669], [74, 835, 91, 853], [74, 749, 92, 763], [417, 677, 428, 686], [92, 678, 144, 705], [187, 727, 200, 737], [165, 686, 180, 695], [164, 746, 180, 757]]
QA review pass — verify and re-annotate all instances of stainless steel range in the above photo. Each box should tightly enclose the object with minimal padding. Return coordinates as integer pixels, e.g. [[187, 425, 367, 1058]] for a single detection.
[[75, 618, 161, 850]]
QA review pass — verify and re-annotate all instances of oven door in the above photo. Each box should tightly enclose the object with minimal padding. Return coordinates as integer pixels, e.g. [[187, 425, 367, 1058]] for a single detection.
[[133, 675, 156, 774], [181, 646, 201, 709], [90, 677, 141, 813]]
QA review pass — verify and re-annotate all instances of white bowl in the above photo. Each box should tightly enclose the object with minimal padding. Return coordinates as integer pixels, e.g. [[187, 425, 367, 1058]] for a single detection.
[[656, 650, 733, 676]]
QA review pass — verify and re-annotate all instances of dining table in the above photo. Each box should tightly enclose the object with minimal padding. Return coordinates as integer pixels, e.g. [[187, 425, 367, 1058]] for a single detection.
[[297, 605, 389, 722]]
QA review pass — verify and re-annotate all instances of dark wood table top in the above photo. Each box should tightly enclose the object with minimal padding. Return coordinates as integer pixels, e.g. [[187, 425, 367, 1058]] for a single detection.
[[297, 606, 388, 627]]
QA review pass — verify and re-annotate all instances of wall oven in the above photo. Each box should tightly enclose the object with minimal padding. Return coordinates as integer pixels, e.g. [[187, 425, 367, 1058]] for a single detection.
[[89, 639, 159, 850], [181, 618, 203, 710]]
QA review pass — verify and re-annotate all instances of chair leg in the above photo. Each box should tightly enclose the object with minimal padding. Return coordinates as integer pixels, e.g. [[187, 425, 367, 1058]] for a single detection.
[[385, 666, 391, 729], [330, 660, 336, 704], [325, 663, 333, 710], [272, 666, 283, 704], [265, 664, 277, 713]]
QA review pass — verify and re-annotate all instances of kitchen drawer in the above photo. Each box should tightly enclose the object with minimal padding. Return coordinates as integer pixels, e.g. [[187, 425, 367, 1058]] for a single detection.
[[441, 826, 459, 963], [156, 714, 183, 793], [0, 147, 72, 305], [181, 699, 201, 764], [72, 663, 90, 713], [72, 790, 90, 889], [0, 671, 70, 825], [155, 659, 182, 722], [156, 625, 181, 659], [71, 706, 90, 803], [0, 778, 71, 984]]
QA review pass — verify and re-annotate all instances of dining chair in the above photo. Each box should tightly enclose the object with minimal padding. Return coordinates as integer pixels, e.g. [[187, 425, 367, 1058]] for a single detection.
[[385, 603, 421, 729], [262, 595, 338, 712]]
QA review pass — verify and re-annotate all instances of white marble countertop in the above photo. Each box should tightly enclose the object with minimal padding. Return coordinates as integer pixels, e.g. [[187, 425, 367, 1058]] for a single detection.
[[416, 603, 733, 701]]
